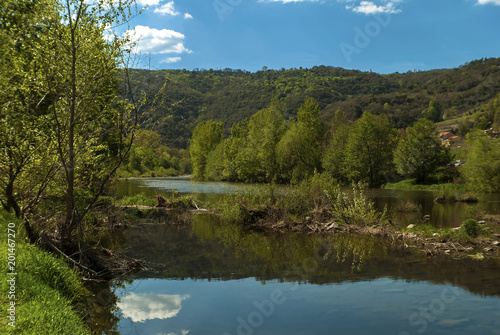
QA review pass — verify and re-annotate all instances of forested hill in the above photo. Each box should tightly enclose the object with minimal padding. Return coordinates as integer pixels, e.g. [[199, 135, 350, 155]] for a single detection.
[[126, 58, 500, 148]]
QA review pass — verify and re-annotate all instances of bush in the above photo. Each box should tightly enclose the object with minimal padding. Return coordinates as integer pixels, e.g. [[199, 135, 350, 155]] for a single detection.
[[461, 219, 481, 238]]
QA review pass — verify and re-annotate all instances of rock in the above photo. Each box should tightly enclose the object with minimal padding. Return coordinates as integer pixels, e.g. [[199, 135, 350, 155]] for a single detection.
[[325, 222, 339, 230], [407, 224, 415, 229]]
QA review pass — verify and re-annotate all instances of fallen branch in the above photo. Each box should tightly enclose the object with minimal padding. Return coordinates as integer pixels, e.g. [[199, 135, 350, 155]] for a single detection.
[[40, 232, 99, 277]]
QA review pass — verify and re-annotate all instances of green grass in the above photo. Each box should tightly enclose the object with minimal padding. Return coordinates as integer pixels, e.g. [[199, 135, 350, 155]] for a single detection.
[[384, 179, 472, 192], [0, 211, 91, 335], [115, 193, 158, 207], [403, 219, 491, 242]]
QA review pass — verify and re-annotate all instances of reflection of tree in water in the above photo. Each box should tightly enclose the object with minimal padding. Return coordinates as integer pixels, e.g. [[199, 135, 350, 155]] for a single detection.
[[78, 281, 131, 335], [121, 212, 500, 297], [192, 214, 387, 275]]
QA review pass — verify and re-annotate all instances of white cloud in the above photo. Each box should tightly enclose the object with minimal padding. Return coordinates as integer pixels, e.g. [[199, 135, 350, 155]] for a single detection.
[[161, 56, 182, 63], [184, 12, 193, 19], [154, 1, 180, 16], [259, 0, 320, 3], [477, 0, 500, 5], [117, 293, 190, 323], [126, 25, 192, 55], [346, 1, 402, 14], [137, 0, 161, 5]]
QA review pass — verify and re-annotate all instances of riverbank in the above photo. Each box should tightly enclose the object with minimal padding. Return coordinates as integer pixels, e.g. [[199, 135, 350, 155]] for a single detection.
[[241, 214, 500, 259], [0, 211, 92, 334]]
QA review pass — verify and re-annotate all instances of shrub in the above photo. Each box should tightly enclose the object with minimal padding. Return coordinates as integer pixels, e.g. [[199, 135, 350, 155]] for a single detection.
[[461, 219, 481, 238]]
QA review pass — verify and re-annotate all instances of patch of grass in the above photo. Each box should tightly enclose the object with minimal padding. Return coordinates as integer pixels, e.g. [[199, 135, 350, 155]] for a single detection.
[[433, 184, 478, 203], [384, 179, 472, 192], [404, 218, 490, 242], [0, 211, 91, 335], [115, 193, 158, 207], [394, 200, 421, 213], [404, 223, 472, 242]]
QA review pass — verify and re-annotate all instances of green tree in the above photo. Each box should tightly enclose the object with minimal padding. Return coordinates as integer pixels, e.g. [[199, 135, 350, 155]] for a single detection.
[[344, 112, 395, 187], [422, 99, 442, 122], [45, 0, 138, 244], [277, 98, 324, 183], [0, 0, 61, 242], [394, 118, 452, 184], [322, 110, 352, 182], [493, 93, 500, 131], [190, 120, 223, 179], [222, 120, 249, 181], [461, 131, 500, 193], [243, 101, 286, 182]]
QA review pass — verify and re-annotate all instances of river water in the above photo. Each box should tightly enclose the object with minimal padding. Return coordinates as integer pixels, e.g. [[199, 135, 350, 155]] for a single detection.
[[105, 177, 500, 335]]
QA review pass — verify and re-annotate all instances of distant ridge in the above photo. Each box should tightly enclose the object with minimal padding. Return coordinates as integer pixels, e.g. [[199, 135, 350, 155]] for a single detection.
[[123, 57, 500, 148]]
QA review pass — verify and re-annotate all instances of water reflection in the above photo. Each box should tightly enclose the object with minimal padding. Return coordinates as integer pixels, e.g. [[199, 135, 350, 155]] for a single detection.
[[106, 178, 500, 335], [117, 293, 190, 323], [118, 212, 500, 297], [113, 277, 500, 335]]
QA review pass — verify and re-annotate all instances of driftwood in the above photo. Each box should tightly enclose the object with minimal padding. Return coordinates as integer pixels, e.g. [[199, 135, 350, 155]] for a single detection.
[[40, 232, 99, 277]]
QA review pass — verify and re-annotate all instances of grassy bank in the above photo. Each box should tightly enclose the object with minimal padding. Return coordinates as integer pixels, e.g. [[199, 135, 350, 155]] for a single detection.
[[0, 211, 91, 335]]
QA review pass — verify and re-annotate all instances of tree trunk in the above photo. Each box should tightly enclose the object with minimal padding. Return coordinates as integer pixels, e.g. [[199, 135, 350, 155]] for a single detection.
[[60, 14, 77, 245], [5, 179, 21, 218]]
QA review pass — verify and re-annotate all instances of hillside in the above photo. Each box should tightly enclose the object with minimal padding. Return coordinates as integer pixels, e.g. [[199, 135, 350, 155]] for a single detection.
[[124, 58, 500, 148]]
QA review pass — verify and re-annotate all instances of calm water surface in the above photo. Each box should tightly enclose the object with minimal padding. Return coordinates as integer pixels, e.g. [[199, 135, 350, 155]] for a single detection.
[[109, 178, 500, 335]]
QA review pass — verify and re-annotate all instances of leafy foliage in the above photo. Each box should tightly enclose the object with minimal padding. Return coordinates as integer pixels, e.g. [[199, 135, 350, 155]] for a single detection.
[[393, 119, 452, 184], [190, 120, 223, 179], [461, 131, 500, 193]]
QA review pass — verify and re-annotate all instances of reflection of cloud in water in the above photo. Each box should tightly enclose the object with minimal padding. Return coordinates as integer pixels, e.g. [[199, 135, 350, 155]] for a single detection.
[[165, 331, 189, 335], [117, 293, 190, 323]]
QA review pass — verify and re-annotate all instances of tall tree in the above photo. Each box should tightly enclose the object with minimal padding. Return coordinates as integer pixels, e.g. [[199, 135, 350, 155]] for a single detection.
[[244, 100, 286, 182], [277, 98, 324, 183], [461, 131, 500, 193], [322, 110, 352, 182], [43, 0, 138, 244], [393, 118, 452, 184], [190, 120, 223, 179], [344, 112, 395, 187], [0, 0, 60, 242]]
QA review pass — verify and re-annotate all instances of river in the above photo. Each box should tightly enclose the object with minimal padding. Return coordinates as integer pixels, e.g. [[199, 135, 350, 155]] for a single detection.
[[100, 177, 500, 335]]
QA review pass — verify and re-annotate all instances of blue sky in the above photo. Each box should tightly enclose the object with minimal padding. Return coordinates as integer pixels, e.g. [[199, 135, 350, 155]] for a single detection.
[[123, 0, 500, 73]]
